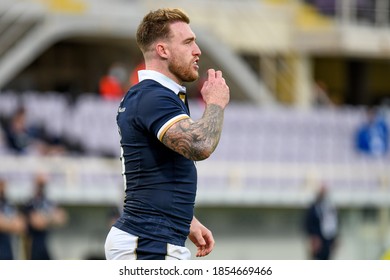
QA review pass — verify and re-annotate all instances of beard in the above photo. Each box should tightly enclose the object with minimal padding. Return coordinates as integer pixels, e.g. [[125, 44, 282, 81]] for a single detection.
[[168, 55, 199, 83]]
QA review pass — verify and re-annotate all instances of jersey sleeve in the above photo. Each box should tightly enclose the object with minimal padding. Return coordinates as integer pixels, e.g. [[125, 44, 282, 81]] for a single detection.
[[137, 89, 189, 141]]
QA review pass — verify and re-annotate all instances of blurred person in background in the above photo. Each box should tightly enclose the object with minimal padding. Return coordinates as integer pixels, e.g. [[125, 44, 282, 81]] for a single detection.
[[2, 106, 42, 155], [99, 62, 129, 101], [23, 173, 68, 260], [105, 8, 229, 260], [0, 178, 26, 259], [355, 106, 389, 158], [303, 183, 339, 260], [1, 106, 66, 156], [0, 123, 7, 155]]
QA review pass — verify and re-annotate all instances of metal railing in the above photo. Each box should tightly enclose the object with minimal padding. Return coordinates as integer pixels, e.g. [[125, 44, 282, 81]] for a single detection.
[[0, 155, 388, 207]]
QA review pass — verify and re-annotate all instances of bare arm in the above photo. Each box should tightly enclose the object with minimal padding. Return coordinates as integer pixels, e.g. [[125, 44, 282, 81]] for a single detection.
[[162, 104, 224, 160], [162, 69, 230, 161]]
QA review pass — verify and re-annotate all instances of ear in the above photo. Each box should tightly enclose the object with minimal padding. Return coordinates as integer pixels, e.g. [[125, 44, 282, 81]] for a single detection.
[[156, 42, 169, 59]]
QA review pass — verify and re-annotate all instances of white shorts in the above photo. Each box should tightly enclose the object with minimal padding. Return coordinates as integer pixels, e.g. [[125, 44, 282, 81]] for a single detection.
[[104, 226, 191, 260]]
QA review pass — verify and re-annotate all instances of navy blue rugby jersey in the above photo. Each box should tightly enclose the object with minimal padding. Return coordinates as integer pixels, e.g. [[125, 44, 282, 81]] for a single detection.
[[114, 79, 197, 246], [0, 199, 15, 259]]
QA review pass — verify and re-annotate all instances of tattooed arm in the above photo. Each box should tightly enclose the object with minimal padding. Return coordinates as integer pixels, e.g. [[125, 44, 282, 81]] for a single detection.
[[162, 104, 225, 161], [162, 69, 230, 161]]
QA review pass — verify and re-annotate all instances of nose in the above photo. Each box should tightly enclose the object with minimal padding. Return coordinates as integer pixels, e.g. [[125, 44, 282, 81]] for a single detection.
[[193, 43, 201, 56]]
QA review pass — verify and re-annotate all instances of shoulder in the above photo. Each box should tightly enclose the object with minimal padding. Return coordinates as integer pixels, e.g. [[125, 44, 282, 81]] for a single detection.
[[125, 80, 176, 103], [136, 79, 169, 93], [135, 81, 179, 108]]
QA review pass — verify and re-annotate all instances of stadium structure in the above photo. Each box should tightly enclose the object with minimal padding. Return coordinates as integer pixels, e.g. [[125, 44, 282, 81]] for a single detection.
[[0, 0, 390, 260]]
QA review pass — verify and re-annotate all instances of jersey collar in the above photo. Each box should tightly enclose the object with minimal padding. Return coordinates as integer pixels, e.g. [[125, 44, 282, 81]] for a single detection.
[[138, 70, 186, 95]]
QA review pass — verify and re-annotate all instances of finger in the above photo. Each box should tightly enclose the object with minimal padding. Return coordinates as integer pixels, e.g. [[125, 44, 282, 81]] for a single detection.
[[199, 246, 212, 257], [203, 242, 213, 256], [196, 246, 202, 257], [207, 69, 216, 81], [197, 246, 206, 257], [197, 236, 214, 257], [204, 230, 215, 247], [192, 231, 206, 248], [215, 70, 222, 79]]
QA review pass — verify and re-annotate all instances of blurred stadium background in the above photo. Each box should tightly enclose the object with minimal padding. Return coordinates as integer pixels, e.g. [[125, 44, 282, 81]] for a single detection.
[[0, 0, 390, 260]]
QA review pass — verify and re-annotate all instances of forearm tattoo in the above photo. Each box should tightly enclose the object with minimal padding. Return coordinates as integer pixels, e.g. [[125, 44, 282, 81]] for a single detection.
[[162, 104, 225, 161]]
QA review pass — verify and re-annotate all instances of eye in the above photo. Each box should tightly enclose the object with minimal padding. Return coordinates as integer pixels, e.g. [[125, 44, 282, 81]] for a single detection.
[[184, 37, 196, 45]]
